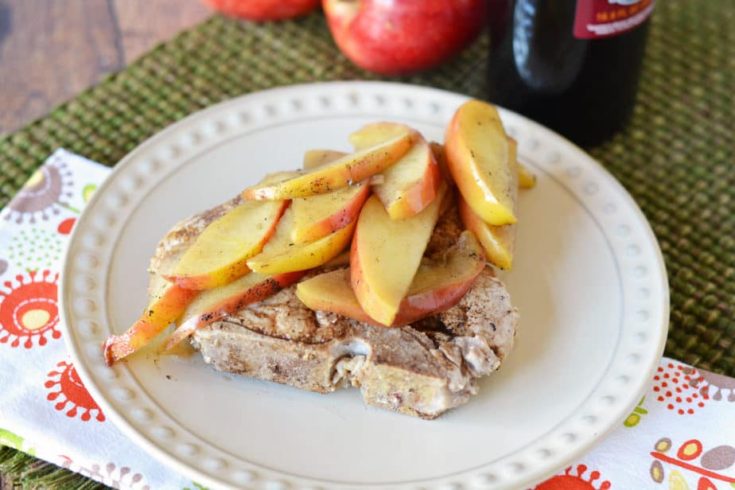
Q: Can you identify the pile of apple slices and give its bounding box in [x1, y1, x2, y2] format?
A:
[103, 100, 536, 366]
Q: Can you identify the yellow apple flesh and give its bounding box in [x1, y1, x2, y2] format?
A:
[298, 231, 484, 326]
[433, 139, 535, 191]
[458, 137, 519, 270]
[302, 149, 348, 169]
[517, 162, 537, 189]
[290, 180, 369, 243]
[460, 198, 514, 270]
[506, 136, 536, 189]
[350, 124, 441, 219]
[350, 184, 446, 325]
[167, 198, 287, 290]
[349, 122, 414, 150]
[242, 130, 414, 200]
[247, 208, 355, 274]
[103, 275, 199, 365]
[165, 270, 303, 350]
[372, 138, 441, 220]
[296, 268, 379, 325]
[445, 99, 516, 225]
[400, 231, 485, 319]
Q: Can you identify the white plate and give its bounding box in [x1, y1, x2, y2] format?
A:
[61, 81, 668, 490]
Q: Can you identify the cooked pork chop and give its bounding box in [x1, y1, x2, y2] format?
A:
[150, 197, 519, 419]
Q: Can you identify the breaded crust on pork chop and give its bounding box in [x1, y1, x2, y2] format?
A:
[150, 197, 519, 419]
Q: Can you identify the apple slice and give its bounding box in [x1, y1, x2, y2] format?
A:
[247, 208, 355, 274]
[290, 180, 370, 244]
[298, 231, 484, 326]
[165, 271, 303, 350]
[460, 198, 514, 270]
[430, 141, 453, 183]
[445, 99, 516, 225]
[517, 162, 537, 189]
[505, 136, 536, 189]
[302, 149, 347, 169]
[242, 130, 414, 200]
[459, 137, 519, 270]
[166, 198, 287, 290]
[351, 184, 446, 325]
[103, 274, 199, 365]
[350, 124, 440, 219]
[434, 139, 534, 191]
[399, 231, 485, 320]
[371, 138, 441, 219]
[349, 122, 414, 150]
[296, 268, 378, 325]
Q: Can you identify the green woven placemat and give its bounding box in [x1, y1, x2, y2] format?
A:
[1, 1, 733, 488]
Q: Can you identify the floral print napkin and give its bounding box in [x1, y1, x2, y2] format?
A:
[0, 150, 191, 489]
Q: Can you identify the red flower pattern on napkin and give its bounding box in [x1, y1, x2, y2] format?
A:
[535, 464, 611, 489]
[652, 362, 711, 415]
[0, 270, 60, 348]
[45, 360, 105, 422]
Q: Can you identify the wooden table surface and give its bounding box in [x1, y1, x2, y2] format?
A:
[0, 0, 211, 135]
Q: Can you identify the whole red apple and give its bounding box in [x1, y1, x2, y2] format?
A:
[323, 0, 488, 75]
[203, 0, 320, 21]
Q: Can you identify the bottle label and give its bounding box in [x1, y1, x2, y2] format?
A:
[574, 0, 655, 39]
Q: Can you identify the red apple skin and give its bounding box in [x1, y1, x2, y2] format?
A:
[396, 274, 478, 325]
[103, 284, 199, 366]
[297, 262, 482, 328]
[164, 270, 304, 350]
[323, 0, 488, 75]
[203, 0, 320, 21]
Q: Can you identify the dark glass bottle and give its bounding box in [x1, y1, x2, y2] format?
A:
[486, 0, 654, 146]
